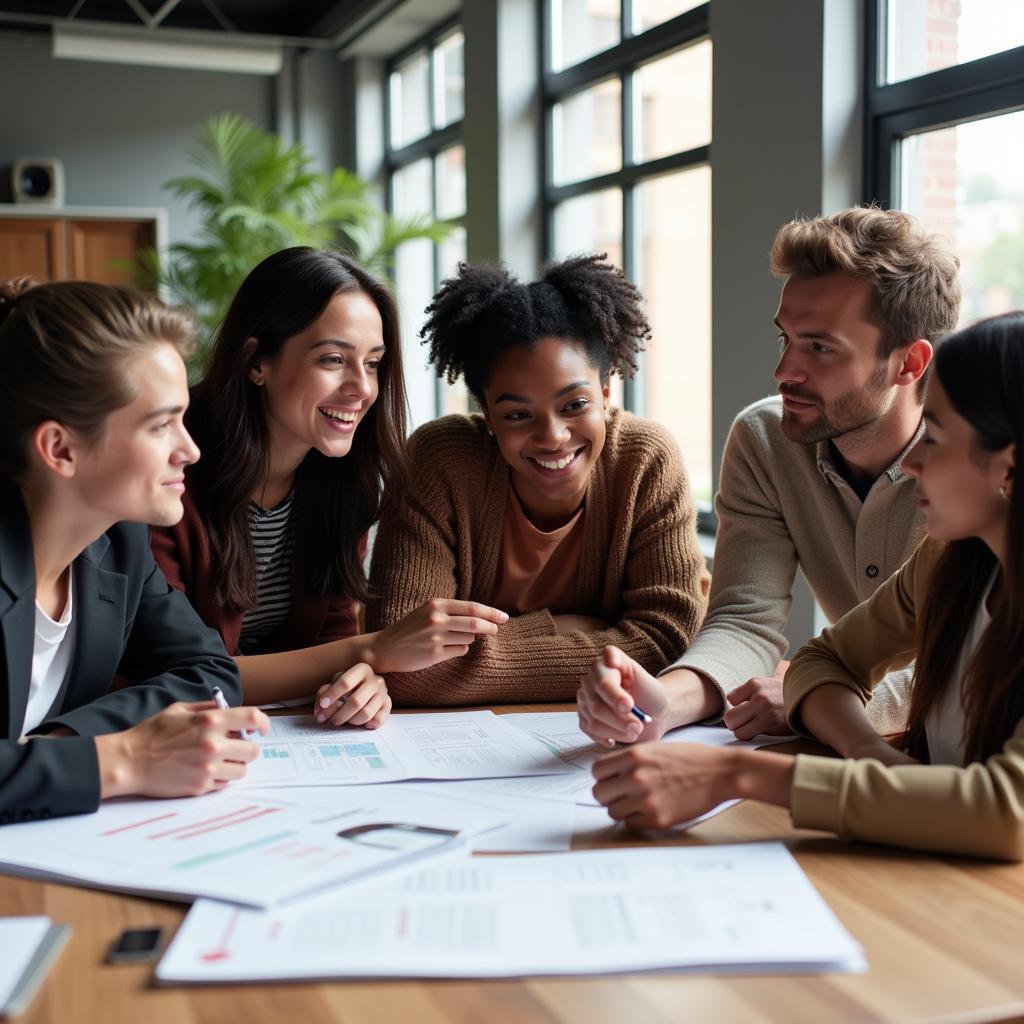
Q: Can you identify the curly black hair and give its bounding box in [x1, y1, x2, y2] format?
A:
[419, 253, 651, 401]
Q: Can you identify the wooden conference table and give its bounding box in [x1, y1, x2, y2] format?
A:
[3, 704, 1024, 1024]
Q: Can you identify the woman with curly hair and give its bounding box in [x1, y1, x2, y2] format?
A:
[333, 254, 708, 710]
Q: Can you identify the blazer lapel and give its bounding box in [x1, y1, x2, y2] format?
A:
[62, 534, 128, 713]
[0, 491, 37, 740]
[1, 594, 35, 742]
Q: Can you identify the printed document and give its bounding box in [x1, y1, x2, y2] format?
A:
[0, 786, 506, 908]
[237, 710, 572, 788]
[485, 713, 793, 807]
[156, 843, 865, 982]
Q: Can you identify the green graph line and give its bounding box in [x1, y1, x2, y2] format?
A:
[172, 830, 298, 870]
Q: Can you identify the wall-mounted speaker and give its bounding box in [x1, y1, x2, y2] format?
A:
[12, 158, 65, 206]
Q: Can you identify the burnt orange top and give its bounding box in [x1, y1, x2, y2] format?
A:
[491, 488, 585, 615]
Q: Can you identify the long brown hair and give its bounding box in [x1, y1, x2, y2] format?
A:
[0, 278, 194, 486]
[189, 247, 408, 610]
[903, 312, 1024, 763]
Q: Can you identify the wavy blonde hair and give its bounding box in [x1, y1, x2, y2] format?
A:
[771, 206, 961, 360]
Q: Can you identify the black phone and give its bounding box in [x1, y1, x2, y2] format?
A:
[106, 927, 165, 964]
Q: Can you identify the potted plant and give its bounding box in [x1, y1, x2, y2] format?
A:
[136, 112, 451, 360]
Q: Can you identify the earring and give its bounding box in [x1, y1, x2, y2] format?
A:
[1000, 485, 1011, 502]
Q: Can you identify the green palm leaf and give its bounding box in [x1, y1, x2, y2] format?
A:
[137, 113, 452, 358]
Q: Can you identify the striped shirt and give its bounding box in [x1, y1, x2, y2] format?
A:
[238, 491, 295, 654]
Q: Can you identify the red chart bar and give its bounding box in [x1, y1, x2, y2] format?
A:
[99, 811, 178, 837]
[147, 805, 262, 840]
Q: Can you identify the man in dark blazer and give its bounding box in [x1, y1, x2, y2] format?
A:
[1, 489, 263, 824]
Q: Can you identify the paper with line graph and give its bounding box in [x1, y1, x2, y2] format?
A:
[0, 786, 506, 908]
[237, 710, 573, 788]
[157, 843, 866, 982]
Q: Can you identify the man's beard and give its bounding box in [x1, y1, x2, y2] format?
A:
[779, 362, 889, 445]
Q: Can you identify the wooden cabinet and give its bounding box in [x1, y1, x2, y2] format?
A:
[0, 207, 163, 287]
[0, 218, 65, 282]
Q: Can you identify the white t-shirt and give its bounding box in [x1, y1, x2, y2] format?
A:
[925, 571, 996, 767]
[22, 568, 76, 738]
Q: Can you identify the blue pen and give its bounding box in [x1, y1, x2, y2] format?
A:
[630, 705, 653, 724]
[212, 686, 255, 740]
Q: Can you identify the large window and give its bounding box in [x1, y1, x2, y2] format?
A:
[867, 1, 1024, 325]
[386, 21, 468, 422]
[544, 1, 713, 500]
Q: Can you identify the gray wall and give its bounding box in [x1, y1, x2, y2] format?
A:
[710, 0, 863, 652]
[0, 30, 275, 243]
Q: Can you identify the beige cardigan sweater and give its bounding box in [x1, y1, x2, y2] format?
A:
[367, 409, 709, 704]
[785, 539, 1024, 861]
[665, 396, 924, 733]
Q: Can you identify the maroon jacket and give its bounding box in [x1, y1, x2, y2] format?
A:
[151, 487, 360, 657]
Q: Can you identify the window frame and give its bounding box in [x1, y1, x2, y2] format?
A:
[864, 1, 1024, 206]
[384, 16, 466, 416]
[541, 1, 710, 414]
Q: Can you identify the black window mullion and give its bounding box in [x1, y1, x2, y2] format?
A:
[383, 20, 465, 420]
[547, 144, 710, 203]
[865, 0, 1024, 207]
[621, 61, 639, 413]
[545, 5, 708, 101]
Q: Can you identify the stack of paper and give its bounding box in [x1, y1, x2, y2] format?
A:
[0, 708, 864, 985]
[0, 785, 507, 907]
[156, 843, 865, 982]
[0, 917, 70, 1018]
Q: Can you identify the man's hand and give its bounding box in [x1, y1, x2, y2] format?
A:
[96, 701, 270, 799]
[722, 659, 791, 739]
[315, 663, 392, 729]
[576, 646, 670, 747]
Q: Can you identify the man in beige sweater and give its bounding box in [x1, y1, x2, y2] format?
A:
[577, 206, 961, 745]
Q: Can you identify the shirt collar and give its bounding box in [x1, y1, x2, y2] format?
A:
[815, 416, 925, 484]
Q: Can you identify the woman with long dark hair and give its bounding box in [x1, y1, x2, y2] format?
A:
[589, 311, 1024, 860]
[1, 278, 266, 823]
[152, 247, 505, 726]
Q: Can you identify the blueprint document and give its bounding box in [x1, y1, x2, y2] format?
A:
[237, 710, 573, 788]
[0, 785, 506, 908]
[157, 843, 866, 982]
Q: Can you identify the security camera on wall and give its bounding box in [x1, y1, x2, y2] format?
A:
[12, 158, 65, 206]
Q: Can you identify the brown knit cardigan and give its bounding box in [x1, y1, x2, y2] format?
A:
[367, 408, 709, 704]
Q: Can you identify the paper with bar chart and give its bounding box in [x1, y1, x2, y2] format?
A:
[0, 786, 506, 908]
[237, 710, 572, 788]
[156, 843, 866, 982]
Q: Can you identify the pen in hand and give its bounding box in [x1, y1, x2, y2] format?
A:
[212, 686, 256, 741]
[630, 705, 653, 725]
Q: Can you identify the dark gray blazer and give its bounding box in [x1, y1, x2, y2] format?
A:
[0, 489, 241, 824]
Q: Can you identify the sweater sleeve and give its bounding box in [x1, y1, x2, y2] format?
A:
[661, 409, 797, 718]
[368, 420, 707, 705]
[781, 540, 1024, 861]
[783, 539, 932, 735]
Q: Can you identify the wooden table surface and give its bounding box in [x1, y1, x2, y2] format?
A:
[3, 705, 1024, 1024]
